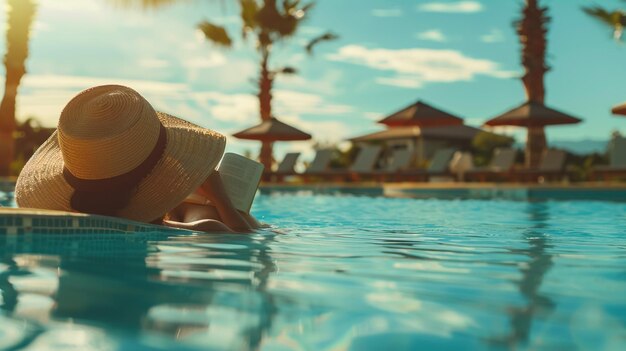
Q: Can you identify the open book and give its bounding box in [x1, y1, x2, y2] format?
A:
[217, 153, 265, 213]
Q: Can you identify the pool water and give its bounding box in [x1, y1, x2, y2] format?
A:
[1, 189, 625, 350]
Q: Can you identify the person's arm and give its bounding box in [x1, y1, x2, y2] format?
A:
[163, 219, 234, 233]
[198, 171, 253, 233]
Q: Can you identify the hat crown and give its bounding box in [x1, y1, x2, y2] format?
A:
[58, 85, 161, 180]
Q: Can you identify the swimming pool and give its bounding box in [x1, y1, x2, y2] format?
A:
[1, 188, 625, 350]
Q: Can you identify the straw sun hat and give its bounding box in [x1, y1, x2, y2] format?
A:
[15, 85, 226, 223]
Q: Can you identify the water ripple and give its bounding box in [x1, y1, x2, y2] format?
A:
[0, 194, 625, 350]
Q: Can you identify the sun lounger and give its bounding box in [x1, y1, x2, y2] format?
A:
[300, 149, 334, 181]
[316, 145, 382, 182]
[348, 145, 383, 180]
[398, 148, 457, 182]
[465, 148, 517, 182]
[511, 149, 568, 182]
[372, 148, 413, 181]
[266, 152, 300, 182]
[304, 145, 383, 182]
[591, 136, 626, 181]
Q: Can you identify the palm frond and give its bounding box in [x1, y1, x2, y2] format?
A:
[240, 0, 259, 37]
[255, 0, 314, 39]
[583, 6, 625, 40]
[277, 66, 297, 74]
[198, 21, 233, 47]
[305, 31, 338, 55]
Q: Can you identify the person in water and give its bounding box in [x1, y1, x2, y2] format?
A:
[14, 84, 258, 233]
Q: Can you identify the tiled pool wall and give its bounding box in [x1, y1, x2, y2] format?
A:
[0, 211, 191, 257]
[0, 211, 188, 236]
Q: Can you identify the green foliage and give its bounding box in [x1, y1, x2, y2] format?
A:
[329, 145, 358, 169]
[240, 0, 259, 37]
[278, 66, 297, 74]
[582, 5, 625, 40]
[14, 118, 53, 157]
[471, 131, 515, 167]
[9, 154, 25, 176]
[567, 152, 609, 182]
[198, 21, 233, 47]
[243, 148, 254, 159]
[311, 140, 356, 169]
[305, 32, 339, 55]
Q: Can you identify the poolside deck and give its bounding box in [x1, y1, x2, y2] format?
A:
[261, 181, 626, 202]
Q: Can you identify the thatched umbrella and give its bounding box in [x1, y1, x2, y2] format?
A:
[378, 100, 464, 127]
[484, 101, 581, 168]
[612, 102, 626, 116]
[232, 117, 311, 169]
[350, 125, 485, 143]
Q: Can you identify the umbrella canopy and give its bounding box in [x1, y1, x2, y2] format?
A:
[232, 117, 312, 142]
[378, 100, 464, 128]
[349, 125, 485, 143]
[485, 101, 582, 127]
[612, 102, 626, 116]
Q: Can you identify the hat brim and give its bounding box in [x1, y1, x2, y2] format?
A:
[15, 112, 226, 223]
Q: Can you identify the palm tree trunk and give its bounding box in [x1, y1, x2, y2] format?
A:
[0, 0, 36, 176]
[258, 48, 274, 170]
[518, 0, 550, 168]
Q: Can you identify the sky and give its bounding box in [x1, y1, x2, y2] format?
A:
[0, 0, 625, 160]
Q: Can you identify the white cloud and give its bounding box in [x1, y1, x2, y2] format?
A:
[183, 53, 227, 69]
[10, 72, 356, 166]
[417, 1, 483, 13]
[364, 112, 383, 121]
[328, 45, 513, 89]
[371, 8, 403, 17]
[138, 58, 171, 69]
[31, 20, 51, 38]
[199, 90, 353, 161]
[191, 92, 258, 124]
[488, 70, 520, 79]
[204, 89, 353, 149]
[21, 74, 187, 95]
[274, 90, 353, 116]
[194, 58, 257, 90]
[416, 29, 447, 42]
[216, 15, 242, 25]
[481, 29, 505, 43]
[15, 74, 191, 126]
[277, 69, 344, 95]
[376, 77, 425, 89]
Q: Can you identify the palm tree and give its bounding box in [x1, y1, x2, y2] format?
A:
[198, 0, 336, 169]
[113, 0, 336, 169]
[583, 1, 626, 41]
[0, 0, 36, 176]
[516, 0, 550, 168]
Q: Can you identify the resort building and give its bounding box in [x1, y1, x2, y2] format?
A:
[350, 100, 501, 167]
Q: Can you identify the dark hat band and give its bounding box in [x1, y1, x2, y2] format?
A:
[63, 123, 168, 193]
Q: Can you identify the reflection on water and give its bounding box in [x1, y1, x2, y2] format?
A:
[490, 202, 555, 348]
[0, 231, 278, 350]
[1, 193, 626, 350]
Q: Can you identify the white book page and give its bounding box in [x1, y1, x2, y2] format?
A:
[217, 153, 264, 213]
